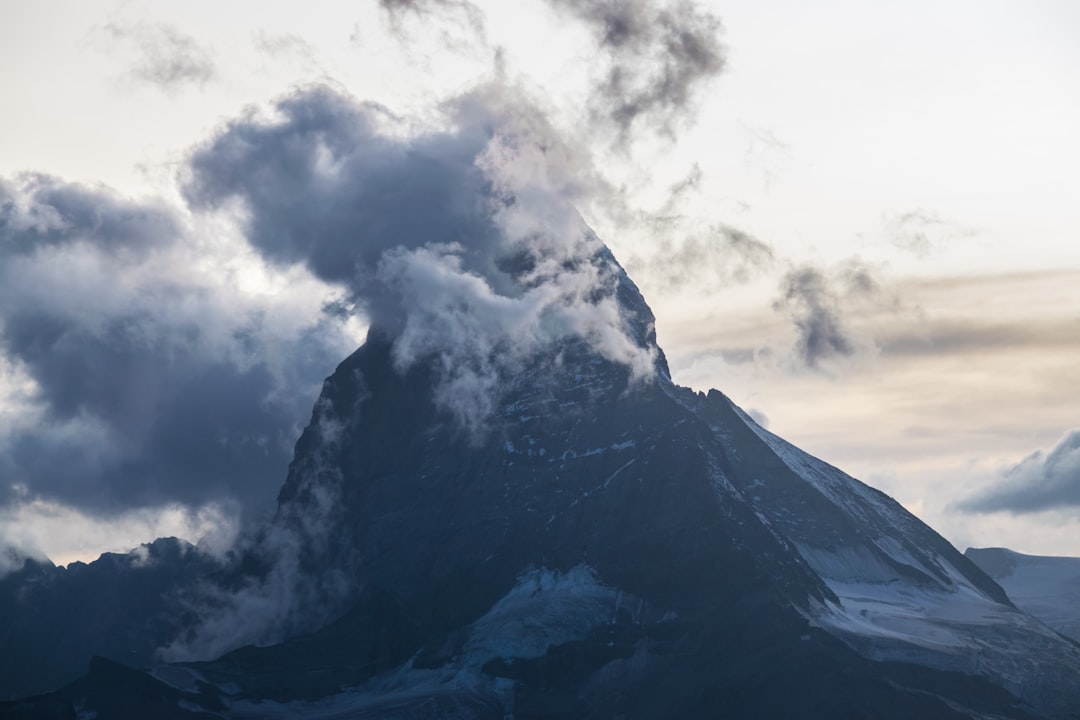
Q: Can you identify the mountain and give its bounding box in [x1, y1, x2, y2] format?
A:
[3, 250, 1080, 719]
[0, 537, 219, 700]
[967, 547, 1080, 644]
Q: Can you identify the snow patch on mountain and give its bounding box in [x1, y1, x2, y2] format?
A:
[221, 565, 640, 719]
[465, 565, 632, 666]
[727, 407, 1080, 715]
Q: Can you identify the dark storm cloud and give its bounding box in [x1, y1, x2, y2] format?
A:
[546, 0, 725, 138]
[958, 430, 1080, 514]
[774, 262, 882, 369]
[182, 86, 500, 323]
[0, 174, 177, 258]
[0, 175, 349, 516]
[104, 22, 215, 90]
[2, 79, 660, 524]
[183, 88, 488, 280]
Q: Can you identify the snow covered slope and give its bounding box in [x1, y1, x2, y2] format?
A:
[664, 386, 1080, 717]
[967, 547, 1080, 644]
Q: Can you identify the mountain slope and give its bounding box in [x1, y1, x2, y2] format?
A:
[967, 547, 1080, 643]
[160, 263, 1080, 717]
[3, 252, 1079, 719]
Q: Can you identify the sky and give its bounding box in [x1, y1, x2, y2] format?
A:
[1, 0, 1079, 566]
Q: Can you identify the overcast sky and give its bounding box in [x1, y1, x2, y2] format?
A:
[1, 0, 1079, 565]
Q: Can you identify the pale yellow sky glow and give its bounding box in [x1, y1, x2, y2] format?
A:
[1, 0, 1078, 561]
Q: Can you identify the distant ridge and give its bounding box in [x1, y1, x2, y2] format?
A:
[967, 547, 1080, 644]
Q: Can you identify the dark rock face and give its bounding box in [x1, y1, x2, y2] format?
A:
[3, 261, 1079, 719]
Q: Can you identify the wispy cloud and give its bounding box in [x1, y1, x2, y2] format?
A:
[882, 208, 977, 258]
[640, 223, 775, 291]
[373, 0, 487, 38]
[773, 261, 891, 370]
[103, 22, 215, 91]
[545, 0, 725, 140]
[252, 31, 316, 62]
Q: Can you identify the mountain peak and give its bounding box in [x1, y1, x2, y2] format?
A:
[4, 242, 1080, 717]
[227, 260, 1079, 714]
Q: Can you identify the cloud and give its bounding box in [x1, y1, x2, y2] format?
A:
[374, 0, 486, 38]
[880, 318, 1080, 358]
[959, 430, 1080, 514]
[775, 267, 854, 367]
[1, 57, 672, 567]
[545, 0, 725, 139]
[773, 261, 886, 369]
[182, 86, 495, 300]
[869, 270, 1080, 368]
[882, 209, 977, 258]
[0, 174, 356, 519]
[741, 124, 791, 191]
[376, 0, 480, 18]
[0, 174, 178, 258]
[0, 546, 31, 579]
[643, 223, 775, 291]
[160, 391, 366, 661]
[747, 408, 770, 429]
[616, 164, 773, 294]
[184, 84, 658, 438]
[252, 31, 316, 61]
[103, 22, 215, 91]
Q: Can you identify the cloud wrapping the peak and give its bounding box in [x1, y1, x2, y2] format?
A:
[186, 85, 658, 436]
[162, 79, 666, 646]
[0, 74, 663, 540]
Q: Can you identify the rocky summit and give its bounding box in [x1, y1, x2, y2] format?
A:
[3, 250, 1079, 719]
